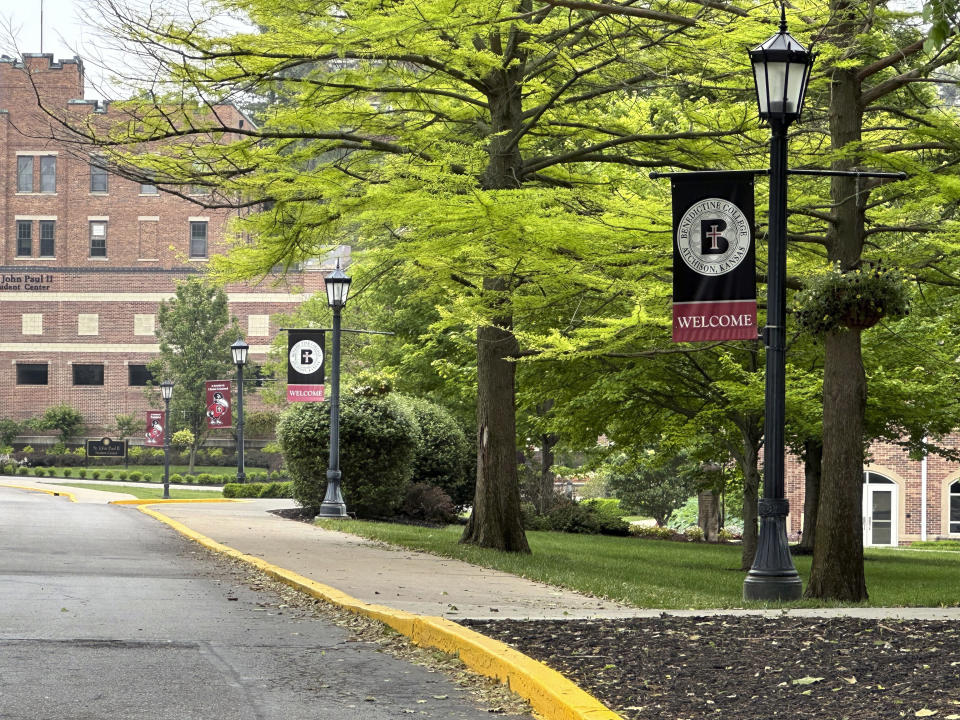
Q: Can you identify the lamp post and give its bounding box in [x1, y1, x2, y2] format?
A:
[231, 338, 249, 484]
[160, 380, 174, 500]
[318, 260, 352, 518]
[743, 8, 814, 601]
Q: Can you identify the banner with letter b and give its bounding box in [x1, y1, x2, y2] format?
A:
[287, 329, 326, 402]
[672, 172, 757, 343]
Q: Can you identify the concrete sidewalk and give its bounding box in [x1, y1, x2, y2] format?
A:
[6, 478, 960, 620]
[155, 499, 638, 620]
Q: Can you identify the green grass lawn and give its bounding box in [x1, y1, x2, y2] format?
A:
[316, 519, 960, 610]
[56, 482, 224, 500]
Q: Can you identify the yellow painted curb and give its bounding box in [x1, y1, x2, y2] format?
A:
[0, 482, 78, 502]
[132, 503, 623, 720]
[109, 498, 241, 506]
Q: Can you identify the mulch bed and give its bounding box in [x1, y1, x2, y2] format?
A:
[462, 616, 960, 719]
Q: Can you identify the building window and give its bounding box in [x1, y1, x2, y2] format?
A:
[16, 363, 48, 385]
[128, 365, 154, 386]
[16, 220, 32, 256]
[39, 220, 56, 257]
[39, 156, 56, 193]
[90, 221, 107, 257]
[140, 182, 158, 195]
[73, 364, 104, 386]
[78, 314, 99, 336]
[90, 158, 108, 193]
[21, 314, 42, 335]
[17, 156, 33, 192]
[190, 221, 208, 258]
[951, 481, 960, 534]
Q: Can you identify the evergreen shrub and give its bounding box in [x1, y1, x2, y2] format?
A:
[395, 395, 474, 508]
[278, 394, 417, 518]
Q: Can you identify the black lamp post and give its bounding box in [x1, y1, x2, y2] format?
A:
[231, 338, 249, 484]
[160, 380, 174, 500]
[318, 260, 352, 518]
[743, 8, 814, 602]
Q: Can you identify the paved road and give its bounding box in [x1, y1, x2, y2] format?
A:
[0, 486, 533, 720]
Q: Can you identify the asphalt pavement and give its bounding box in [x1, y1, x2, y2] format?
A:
[0, 484, 536, 720]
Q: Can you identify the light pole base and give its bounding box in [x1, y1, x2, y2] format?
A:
[743, 500, 803, 602]
[318, 501, 348, 518]
[743, 571, 803, 602]
[317, 468, 348, 518]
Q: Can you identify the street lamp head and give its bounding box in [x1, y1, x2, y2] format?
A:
[749, 6, 814, 123]
[231, 337, 249, 367]
[160, 380, 174, 401]
[324, 258, 352, 309]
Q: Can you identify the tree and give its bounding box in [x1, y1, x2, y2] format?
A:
[604, 450, 699, 527]
[792, 0, 960, 601]
[149, 278, 241, 472]
[70, 0, 748, 553]
[33, 405, 84, 444]
[0, 418, 22, 448]
[112, 413, 141, 442]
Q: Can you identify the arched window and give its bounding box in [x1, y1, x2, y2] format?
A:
[951, 481, 960, 535]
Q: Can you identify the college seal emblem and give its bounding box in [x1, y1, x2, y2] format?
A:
[676, 198, 751, 276]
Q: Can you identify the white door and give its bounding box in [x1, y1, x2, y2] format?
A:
[863, 478, 897, 547]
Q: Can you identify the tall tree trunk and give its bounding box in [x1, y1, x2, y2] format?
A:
[738, 422, 762, 570]
[798, 438, 822, 553]
[806, 54, 868, 598]
[538, 430, 557, 514]
[806, 329, 867, 599]
[462, 35, 531, 552]
[461, 304, 530, 552]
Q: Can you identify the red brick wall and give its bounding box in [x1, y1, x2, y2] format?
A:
[0, 55, 327, 431]
[786, 436, 960, 544]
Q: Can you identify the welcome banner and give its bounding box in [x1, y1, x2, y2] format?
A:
[672, 172, 757, 343]
[287, 329, 326, 402]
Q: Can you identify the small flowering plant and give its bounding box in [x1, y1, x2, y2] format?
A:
[793, 262, 911, 336]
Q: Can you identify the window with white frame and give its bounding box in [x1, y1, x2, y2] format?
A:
[39, 156, 56, 193]
[39, 220, 56, 257]
[16, 156, 33, 192]
[16, 220, 32, 256]
[190, 220, 208, 258]
[90, 220, 107, 257]
[90, 157, 109, 193]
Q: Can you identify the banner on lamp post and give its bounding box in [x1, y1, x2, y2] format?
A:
[672, 172, 757, 343]
[145, 411, 165, 447]
[287, 329, 326, 402]
[205, 380, 232, 428]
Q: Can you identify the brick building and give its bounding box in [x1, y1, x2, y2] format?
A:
[785, 437, 960, 546]
[0, 54, 324, 431]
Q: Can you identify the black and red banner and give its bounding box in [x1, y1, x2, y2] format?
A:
[205, 380, 232, 428]
[672, 172, 757, 343]
[145, 410, 165, 447]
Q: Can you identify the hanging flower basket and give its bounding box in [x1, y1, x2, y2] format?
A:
[793, 263, 910, 336]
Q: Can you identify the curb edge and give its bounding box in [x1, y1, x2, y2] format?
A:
[133, 503, 624, 720]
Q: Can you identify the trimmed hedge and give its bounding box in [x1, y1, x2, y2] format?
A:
[223, 481, 293, 499]
[522, 496, 631, 536]
[278, 394, 417, 518]
[395, 395, 474, 508]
